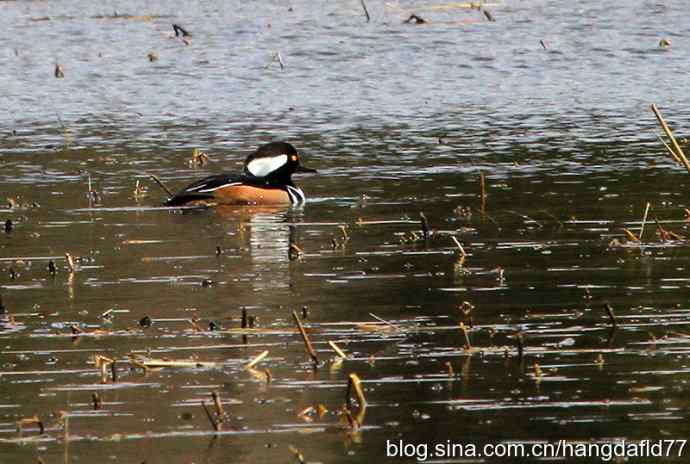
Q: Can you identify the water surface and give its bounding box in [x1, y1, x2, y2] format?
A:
[3, 0, 690, 462]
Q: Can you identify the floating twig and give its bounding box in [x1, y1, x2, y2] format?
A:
[172, 24, 191, 37]
[481, 8, 495, 21]
[404, 13, 426, 24]
[292, 310, 318, 365]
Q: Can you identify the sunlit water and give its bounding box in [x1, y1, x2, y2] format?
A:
[3, 0, 690, 463]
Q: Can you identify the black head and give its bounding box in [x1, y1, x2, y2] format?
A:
[243, 142, 316, 185]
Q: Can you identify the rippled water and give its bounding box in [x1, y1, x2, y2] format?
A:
[3, 0, 690, 463]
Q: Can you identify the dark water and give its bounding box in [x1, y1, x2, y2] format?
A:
[4, 0, 690, 462]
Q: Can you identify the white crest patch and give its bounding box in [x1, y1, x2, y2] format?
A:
[247, 154, 288, 177]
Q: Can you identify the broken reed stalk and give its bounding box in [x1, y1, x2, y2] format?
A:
[656, 134, 682, 165]
[515, 331, 524, 359]
[655, 219, 684, 241]
[346, 373, 367, 408]
[212, 391, 224, 418]
[451, 236, 467, 257]
[150, 174, 174, 197]
[533, 362, 542, 379]
[420, 212, 430, 240]
[328, 341, 348, 359]
[288, 243, 303, 260]
[16, 415, 44, 435]
[110, 362, 118, 382]
[241, 308, 248, 329]
[368, 312, 399, 331]
[288, 445, 306, 464]
[360, 0, 371, 22]
[604, 303, 618, 327]
[651, 104, 690, 174]
[479, 171, 486, 213]
[65, 253, 75, 272]
[172, 24, 191, 37]
[459, 322, 471, 349]
[292, 310, 318, 365]
[639, 202, 651, 240]
[92, 393, 102, 410]
[201, 401, 222, 431]
[622, 228, 640, 242]
[246, 350, 269, 368]
[94, 354, 115, 383]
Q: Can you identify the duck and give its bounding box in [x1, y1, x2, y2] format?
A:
[164, 142, 316, 207]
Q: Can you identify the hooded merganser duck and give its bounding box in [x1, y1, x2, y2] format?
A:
[164, 142, 316, 207]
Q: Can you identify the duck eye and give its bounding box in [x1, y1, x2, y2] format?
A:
[291, 155, 298, 162]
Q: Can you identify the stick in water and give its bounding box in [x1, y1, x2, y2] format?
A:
[639, 202, 650, 240]
[292, 310, 318, 365]
[347, 373, 367, 407]
[246, 350, 269, 369]
[150, 174, 174, 197]
[604, 303, 618, 327]
[651, 104, 690, 174]
[360, 0, 371, 22]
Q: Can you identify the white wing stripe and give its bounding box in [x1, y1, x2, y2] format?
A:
[247, 155, 288, 177]
[186, 183, 208, 192]
[197, 182, 242, 193]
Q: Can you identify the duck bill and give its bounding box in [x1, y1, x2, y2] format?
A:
[295, 165, 317, 174]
